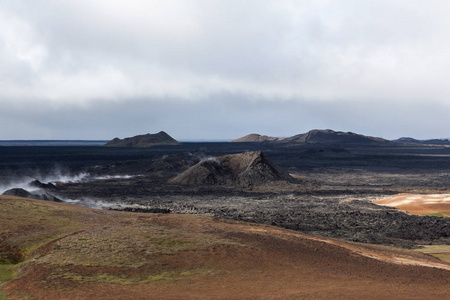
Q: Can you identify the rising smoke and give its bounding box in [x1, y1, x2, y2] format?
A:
[0, 168, 140, 209]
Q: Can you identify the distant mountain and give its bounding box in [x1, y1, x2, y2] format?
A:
[232, 129, 391, 145]
[393, 137, 450, 145]
[0, 140, 108, 146]
[230, 134, 284, 143]
[393, 137, 421, 144]
[169, 151, 294, 186]
[283, 129, 390, 145]
[105, 131, 180, 147]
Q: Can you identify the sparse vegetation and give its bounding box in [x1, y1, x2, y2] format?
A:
[0, 265, 17, 284]
[1, 196, 450, 299]
[0, 264, 17, 300]
[423, 212, 450, 218]
[416, 245, 450, 262]
[0, 292, 9, 300]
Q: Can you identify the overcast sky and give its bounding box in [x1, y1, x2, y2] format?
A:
[1, 0, 450, 140]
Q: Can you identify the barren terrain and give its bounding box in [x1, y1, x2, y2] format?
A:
[374, 193, 450, 217]
[1, 196, 450, 300]
[0, 142, 449, 298]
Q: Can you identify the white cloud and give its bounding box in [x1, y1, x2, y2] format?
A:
[0, 7, 47, 71]
[1, 0, 450, 138]
[2, 1, 450, 103]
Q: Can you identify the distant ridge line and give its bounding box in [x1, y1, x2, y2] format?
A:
[0, 140, 108, 146]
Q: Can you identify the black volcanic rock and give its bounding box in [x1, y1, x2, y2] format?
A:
[3, 188, 32, 198]
[29, 180, 57, 189]
[112, 207, 171, 213]
[169, 151, 294, 186]
[147, 155, 193, 173]
[2, 188, 62, 202]
[301, 147, 350, 156]
[105, 131, 180, 147]
[282, 129, 390, 145]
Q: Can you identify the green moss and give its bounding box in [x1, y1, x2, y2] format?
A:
[0, 265, 18, 284]
[0, 291, 10, 300]
[423, 212, 450, 218]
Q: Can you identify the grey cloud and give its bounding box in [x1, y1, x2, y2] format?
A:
[1, 94, 449, 140]
[0, 1, 449, 139]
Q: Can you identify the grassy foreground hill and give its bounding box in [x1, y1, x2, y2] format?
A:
[1, 196, 450, 300]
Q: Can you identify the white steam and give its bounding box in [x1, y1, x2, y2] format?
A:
[189, 152, 220, 164]
[0, 177, 34, 194]
[202, 156, 220, 164]
[0, 169, 140, 194]
[88, 175, 138, 180]
[65, 198, 126, 210]
[69, 198, 163, 211]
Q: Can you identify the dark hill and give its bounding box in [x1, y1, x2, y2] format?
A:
[393, 137, 450, 145]
[282, 129, 391, 145]
[2, 188, 62, 202]
[169, 151, 294, 186]
[232, 129, 391, 145]
[393, 137, 421, 144]
[105, 131, 180, 147]
[231, 134, 283, 142]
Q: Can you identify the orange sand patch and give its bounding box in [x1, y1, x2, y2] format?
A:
[373, 193, 450, 216]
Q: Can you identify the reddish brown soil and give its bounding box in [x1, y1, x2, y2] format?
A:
[1, 196, 450, 300]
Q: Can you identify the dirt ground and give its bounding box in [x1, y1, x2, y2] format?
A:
[1, 196, 450, 300]
[1, 143, 450, 299]
[374, 193, 450, 217]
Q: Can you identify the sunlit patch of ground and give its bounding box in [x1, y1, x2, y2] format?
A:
[415, 245, 450, 263]
[373, 194, 450, 264]
[373, 193, 450, 217]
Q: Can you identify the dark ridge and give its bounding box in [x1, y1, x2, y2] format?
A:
[230, 134, 284, 143]
[282, 129, 391, 145]
[29, 180, 57, 189]
[231, 129, 392, 146]
[393, 137, 450, 145]
[2, 188, 62, 202]
[105, 131, 180, 147]
[110, 207, 171, 213]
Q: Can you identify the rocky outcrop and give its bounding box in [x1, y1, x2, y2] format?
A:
[29, 180, 57, 189]
[147, 154, 193, 173]
[2, 188, 62, 202]
[2, 188, 32, 198]
[169, 151, 294, 186]
[231, 134, 283, 143]
[105, 131, 180, 147]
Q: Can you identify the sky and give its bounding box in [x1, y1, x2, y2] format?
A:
[1, 0, 450, 141]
